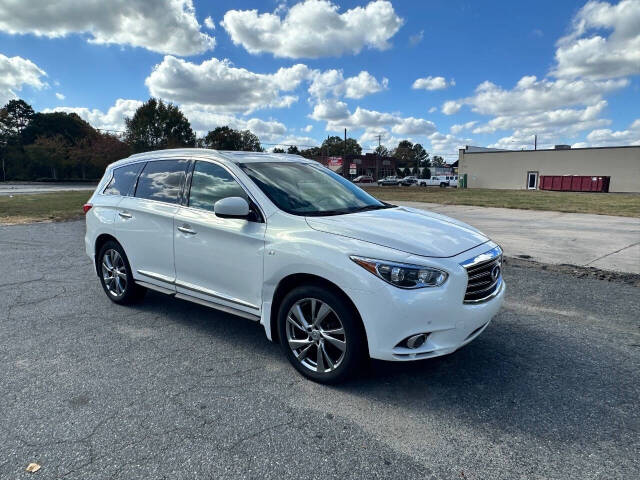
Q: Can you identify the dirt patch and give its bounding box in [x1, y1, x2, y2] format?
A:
[505, 256, 640, 288]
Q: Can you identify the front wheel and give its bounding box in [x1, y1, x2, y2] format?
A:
[277, 285, 367, 383]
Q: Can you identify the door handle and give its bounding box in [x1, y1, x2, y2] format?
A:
[118, 211, 132, 219]
[177, 225, 197, 235]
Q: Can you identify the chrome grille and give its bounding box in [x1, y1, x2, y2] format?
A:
[461, 246, 503, 304]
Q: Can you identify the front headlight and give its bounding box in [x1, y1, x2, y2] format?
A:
[350, 256, 448, 289]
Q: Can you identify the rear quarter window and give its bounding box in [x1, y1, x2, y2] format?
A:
[103, 163, 144, 196]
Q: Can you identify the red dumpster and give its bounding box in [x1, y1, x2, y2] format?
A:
[539, 175, 610, 192]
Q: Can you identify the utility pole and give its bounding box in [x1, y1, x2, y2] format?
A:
[534, 134, 537, 150]
[376, 134, 382, 181]
[343, 128, 347, 178]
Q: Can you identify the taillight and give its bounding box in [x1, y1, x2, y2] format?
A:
[83, 203, 93, 214]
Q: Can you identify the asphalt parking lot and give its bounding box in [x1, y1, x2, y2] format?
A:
[1, 220, 639, 479]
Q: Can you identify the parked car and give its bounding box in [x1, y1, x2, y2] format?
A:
[85, 149, 504, 383]
[417, 175, 458, 187]
[400, 176, 418, 186]
[353, 175, 374, 184]
[377, 175, 400, 186]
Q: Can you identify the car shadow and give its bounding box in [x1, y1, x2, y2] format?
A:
[123, 291, 636, 447]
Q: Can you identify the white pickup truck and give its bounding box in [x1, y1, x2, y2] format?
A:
[417, 175, 458, 187]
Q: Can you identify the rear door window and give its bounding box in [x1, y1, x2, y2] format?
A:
[134, 159, 188, 204]
[188, 161, 248, 212]
[103, 163, 143, 196]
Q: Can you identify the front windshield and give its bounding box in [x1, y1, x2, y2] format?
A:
[240, 162, 388, 216]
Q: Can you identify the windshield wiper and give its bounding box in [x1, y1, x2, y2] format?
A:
[304, 209, 352, 217]
[304, 204, 395, 217]
[348, 204, 395, 213]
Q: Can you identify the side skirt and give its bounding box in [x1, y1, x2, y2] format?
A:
[134, 279, 261, 322]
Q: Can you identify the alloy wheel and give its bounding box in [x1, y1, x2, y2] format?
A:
[285, 298, 346, 373]
[101, 249, 128, 297]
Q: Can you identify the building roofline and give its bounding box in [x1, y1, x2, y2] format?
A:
[461, 145, 640, 155]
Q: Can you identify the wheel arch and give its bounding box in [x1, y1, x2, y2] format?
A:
[269, 273, 368, 352]
[94, 233, 120, 275]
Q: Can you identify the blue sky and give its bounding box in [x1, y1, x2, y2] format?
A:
[1, 0, 639, 160]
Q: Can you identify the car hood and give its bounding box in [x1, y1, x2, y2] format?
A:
[305, 206, 489, 258]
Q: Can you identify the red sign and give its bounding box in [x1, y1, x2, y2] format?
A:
[326, 157, 343, 172]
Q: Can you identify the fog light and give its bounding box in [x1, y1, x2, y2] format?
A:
[405, 334, 427, 349]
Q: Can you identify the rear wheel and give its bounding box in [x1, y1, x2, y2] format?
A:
[98, 241, 146, 305]
[277, 285, 366, 383]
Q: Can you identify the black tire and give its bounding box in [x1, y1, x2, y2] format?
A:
[277, 285, 367, 384]
[97, 240, 146, 305]
[440, 182, 446, 188]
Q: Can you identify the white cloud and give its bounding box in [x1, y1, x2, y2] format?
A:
[303, 124, 313, 132]
[0, 0, 215, 56]
[441, 100, 462, 115]
[310, 98, 350, 121]
[450, 121, 477, 135]
[221, 0, 403, 58]
[0, 54, 47, 105]
[391, 117, 437, 136]
[204, 16, 215, 30]
[179, 105, 290, 141]
[55, 92, 65, 100]
[412, 76, 455, 91]
[583, 119, 640, 146]
[326, 106, 399, 130]
[145, 56, 311, 114]
[429, 132, 470, 154]
[472, 100, 610, 136]
[308, 69, 387, 99]
[409, 29, 424, 46]
[428, 106, 437, 114]
[322, 106, 438, 141]
[271, 135, 318, 149]
[453, 75, 628, 117]
[553, 0, 640, 79]
[44, 98, 143, 132]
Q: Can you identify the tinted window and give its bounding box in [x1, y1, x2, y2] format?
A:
[103, 163, 143, 196]
[241, 162, 385, 216]
[188, 161, 247, 212]
[135, 160, 187, 204]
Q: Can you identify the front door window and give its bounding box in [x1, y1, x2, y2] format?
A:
[527, 171, 538, 190]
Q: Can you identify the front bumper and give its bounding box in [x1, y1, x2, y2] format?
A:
[345, 243, 505, 361]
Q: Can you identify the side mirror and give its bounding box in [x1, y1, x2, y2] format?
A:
[214, 196, 250, 219]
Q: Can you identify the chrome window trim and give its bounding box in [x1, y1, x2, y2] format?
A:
[182, 156, 266, 223]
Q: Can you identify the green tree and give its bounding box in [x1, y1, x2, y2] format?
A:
[374, 145, 389, 157]
[287, 145, 300, 154]
[200, 126, 263, 151]
[24, 135, 70, 180]
[0, 99, 35, 141]
[392, 140, 415, 169]
[321, 135, 362, 156]
[124, 98, 195, 153]
[22, 112, 94, 145]
[299, 146, 321, 159]
[432, 155, 445, 167]
[272, 147, 285, 153]
[412, 143, 430, 167]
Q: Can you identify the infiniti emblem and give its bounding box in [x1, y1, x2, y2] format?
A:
[491, 265, 501, 282]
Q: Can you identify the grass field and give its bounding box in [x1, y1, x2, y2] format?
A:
[0, 191, 91, 224]
[365, 186, 640, 217]
[0, 187, 638, 224]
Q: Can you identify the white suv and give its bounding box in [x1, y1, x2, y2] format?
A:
[85, 149, 504, 383]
